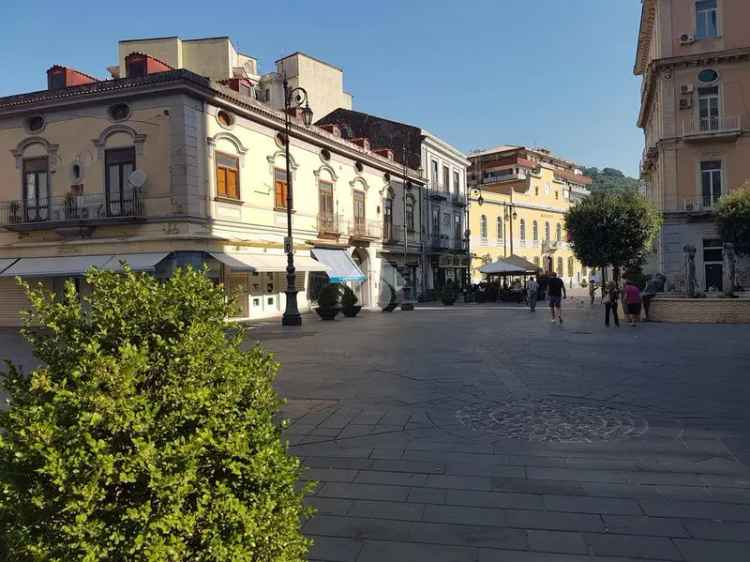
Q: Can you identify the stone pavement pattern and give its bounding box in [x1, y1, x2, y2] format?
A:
[1, 301, 749, 561]
[253, 303, 750, 562]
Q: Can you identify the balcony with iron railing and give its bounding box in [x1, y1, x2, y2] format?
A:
[316, 213, 343, 239]
[683, 116, 742, 141]
[0, 190, 146, 231]
[664, 195, 723, 213]
[428, 183, 448, 200]
[348, 218, 382, 241]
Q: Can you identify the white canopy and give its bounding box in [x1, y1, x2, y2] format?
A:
[480, 260, 528, 275]
[209, 252, 329, 273]
[311, 249, 366, 283]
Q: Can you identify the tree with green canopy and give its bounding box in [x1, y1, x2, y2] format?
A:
[565, 191, 661, 282]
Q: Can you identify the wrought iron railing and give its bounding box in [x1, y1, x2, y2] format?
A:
[316, 213, 342, 236]
[0, 190, 144, 227]
[348, 218, 382, 239]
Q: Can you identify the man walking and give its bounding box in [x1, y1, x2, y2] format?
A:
[588, 278, 597, 305]
[547, 271, 566, 324]
[527, 277, 539, 312]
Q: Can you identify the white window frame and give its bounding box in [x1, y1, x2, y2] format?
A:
[695, 0, 719, 39]
[699, 159, 723, 206]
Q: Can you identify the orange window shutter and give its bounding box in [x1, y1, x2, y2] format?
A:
[227, 168, 238, 198]
[217, 168, 227, 196]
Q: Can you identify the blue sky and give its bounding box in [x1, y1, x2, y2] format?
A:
[0, 0, 643, 177]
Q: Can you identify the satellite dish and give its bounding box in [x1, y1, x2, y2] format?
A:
[128, 169, 147, 188]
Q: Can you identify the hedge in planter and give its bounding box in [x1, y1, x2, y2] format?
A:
[316, 282, 341, 320]
[0, 267, 312, 562]
[341, 285, 362, 317]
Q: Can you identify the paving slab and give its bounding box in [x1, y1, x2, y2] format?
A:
[3, 305, 749, 561]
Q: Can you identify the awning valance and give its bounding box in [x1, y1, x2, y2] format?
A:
[0, 253, 172, 278]
[210, 252, 328, 273]
[0, 258, 18, 275]
[312, 249, 366, 283]
[0, 255, 113, 278]
[103, 253, 171, 272]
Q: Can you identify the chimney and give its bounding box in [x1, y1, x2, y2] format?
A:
[220, 78, 254, 97]
[373, 148, 394, 161]
[47, 65, 98, 90]
[350, 137, 371, 152]
[124, 52, 173, 78]
[319, 123, 341, 137]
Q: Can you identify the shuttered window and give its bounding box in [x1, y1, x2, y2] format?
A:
[274, 168, 288, 209]
[216, 153, 240, 199]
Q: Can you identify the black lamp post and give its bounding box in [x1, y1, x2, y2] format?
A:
[281, 75, 313, 327]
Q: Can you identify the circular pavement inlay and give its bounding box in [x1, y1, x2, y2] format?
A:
[456, 398, 649, 443]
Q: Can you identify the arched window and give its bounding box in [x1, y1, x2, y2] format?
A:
[556, 223, 562, 241]
[480, 215, 488, 240]
[532, 220, 539, 241]
[557, 257, 564, 275]
[545, 222, 551, 241]
[519, 219, 526, 241]
[496, 217, 503, 240]
[568, 256, 575, 277]
[405, 195, 415, 231]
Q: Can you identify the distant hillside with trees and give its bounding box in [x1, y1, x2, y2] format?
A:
[584, 167, 640, 193]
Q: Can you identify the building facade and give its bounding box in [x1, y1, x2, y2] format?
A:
[317, 109, 471, 298]
[0, 48, 422, 326]
[635, 0, 750, 291]
[467, 146, 592, 286]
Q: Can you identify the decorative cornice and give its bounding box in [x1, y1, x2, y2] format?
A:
[634, 0, 657, 76]
[11, 136, 60, 170]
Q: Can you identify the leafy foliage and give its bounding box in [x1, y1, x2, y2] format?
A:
[584, 167, 640, 194]
[316, 283, 341, 308]
[565, 191, 661, 275]
[340, 285, 358, 308]
[716, 185, 750, 256]
[0, 267, 312, 562]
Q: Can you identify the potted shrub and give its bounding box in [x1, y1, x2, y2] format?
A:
[341, 285, 362, 317]
[0, 267, 313, 561]
[315, 283, 341, 320]
[381, 281, 398, 312]
[441, 283, 458, 306]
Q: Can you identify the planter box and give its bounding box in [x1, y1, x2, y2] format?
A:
[315, 306, 340, 321]
[650, 296, 750, 324]
[342, 305, 362, 318]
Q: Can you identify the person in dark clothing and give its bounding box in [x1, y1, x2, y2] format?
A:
[604, 281, 620, 327]
[537, 274, 548, 301]
[546, 271, 566, 324]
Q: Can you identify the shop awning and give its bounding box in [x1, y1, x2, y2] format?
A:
[0, 255, 113, 278]
[210, 252, 329, 273]
[480, 255, 538, 276]
[312, 249, 366, 283]
[0, 258, 18, 275]
[103, 253, 171, 272]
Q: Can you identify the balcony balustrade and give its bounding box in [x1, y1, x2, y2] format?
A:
[1, 190, 145, 230]
[682, 116, 741, 140]
[348, 218, 382, 240]
[316, 213, 343, 238]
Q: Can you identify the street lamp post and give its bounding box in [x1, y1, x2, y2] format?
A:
[281, 75, 313, 327]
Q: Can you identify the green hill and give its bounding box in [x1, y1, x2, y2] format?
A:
[584, 167, 640, 193]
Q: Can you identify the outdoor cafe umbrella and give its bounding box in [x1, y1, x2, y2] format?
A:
[479, 255, 538, 276]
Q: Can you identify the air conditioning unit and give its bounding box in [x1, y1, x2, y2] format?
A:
[679, 97, 693, 110]
[680, 33, 695, 45]
[680, 84, 694, 95]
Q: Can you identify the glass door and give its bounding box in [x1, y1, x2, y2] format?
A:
[23, 158, 49, 222]
[698, 86, 719, 131]
[353, 190, 366, 235]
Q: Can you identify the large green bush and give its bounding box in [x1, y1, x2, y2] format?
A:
[716, 185, 750, 256]
[0, 267, 312, 561]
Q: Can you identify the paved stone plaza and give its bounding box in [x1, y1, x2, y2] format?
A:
[257, 303, 750, 562]
[1, 302, 749, 561]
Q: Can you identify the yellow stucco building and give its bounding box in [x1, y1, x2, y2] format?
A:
[467, 146, 592, 285]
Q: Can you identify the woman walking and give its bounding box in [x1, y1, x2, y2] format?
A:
[604, 281, 620, 327]
[622, 279, 642, 327]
